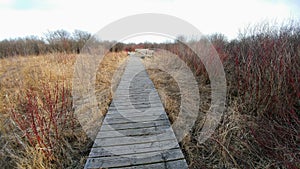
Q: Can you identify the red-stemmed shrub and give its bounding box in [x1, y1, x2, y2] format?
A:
[10, 81, 75, 157]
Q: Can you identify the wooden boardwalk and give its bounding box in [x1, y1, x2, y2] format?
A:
[84, 53, 188, 169]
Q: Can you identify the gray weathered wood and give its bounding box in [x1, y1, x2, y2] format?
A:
[94, 131, 175, 147]
[84, 54, 188, 169]
[101, 120, 169, 131]
[95, 125, 173, 139]
[90, 139, 180, 157]
[105, 109, 165, 119]
[115, 159, 188, 169]
[103, 115, 168, 125]
[85, 148, 185, 168]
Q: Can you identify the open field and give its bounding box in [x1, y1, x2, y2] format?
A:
[0, 52, 128, 168]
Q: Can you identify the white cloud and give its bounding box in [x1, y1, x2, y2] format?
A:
[0, 0, 298, 41]
[0, 0, 13, 8]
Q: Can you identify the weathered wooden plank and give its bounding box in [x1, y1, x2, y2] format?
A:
[112, 96, 160, 102]
[111, 99, 160, 106]
[98, 125, 171, 136]
[105, 114, 166, 122]
[110, 100, 162, 106]
[116, 159, 189, 169]
[90, 139, 180, 157]
[101, 120, 169, 131]
[115, 88, 156, 92]
[96, 125, 173, 138]
[117, 88, 152, 92]
[115, 87, 156, 91]
[102, 118, 168, 126]
[94, 131, 176, 147]
[103, 115, 168, 125]
[105, 113, 167, 121]
[116, 87, 155, 91]
[85, 148, 185, 168]
[108, 104, 162, 111]
[105, 108, 166, 116]
[111, 97, 158, 101]
[109, 103, 163, 110]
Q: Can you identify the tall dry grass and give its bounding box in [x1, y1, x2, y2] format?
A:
[143, 21, 299, 168]
[0, 52, 127, 168]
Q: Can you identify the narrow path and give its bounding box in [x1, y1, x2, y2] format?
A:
[84, 53, 188, 169]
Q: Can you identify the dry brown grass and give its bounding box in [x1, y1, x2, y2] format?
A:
[0, 52, 127, 168]
[143, 53, 266, 169]
[142, 53, 209, 167]
[144, 68, 181, 124]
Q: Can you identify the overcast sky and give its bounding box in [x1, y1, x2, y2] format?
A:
[0, 0, 299, 43]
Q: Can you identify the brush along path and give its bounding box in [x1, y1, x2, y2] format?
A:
[84, 53, 188, 169]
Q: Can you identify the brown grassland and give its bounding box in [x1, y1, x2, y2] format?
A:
[0, 21, 299, 169]
[0, 52, 128, 168]
[143, 21, 299, 169]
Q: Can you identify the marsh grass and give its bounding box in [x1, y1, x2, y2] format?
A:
[143, 21, 299, 168]
[0, 52, 127, 168]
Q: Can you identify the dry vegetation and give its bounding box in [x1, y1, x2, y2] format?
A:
[0, 20, 299, 169]
[0, 52, 127, 168]
[143, 21, 299, 169]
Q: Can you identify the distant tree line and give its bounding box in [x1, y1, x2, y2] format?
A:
[0, 29, 228, 58]
[0, 30, 91, 58]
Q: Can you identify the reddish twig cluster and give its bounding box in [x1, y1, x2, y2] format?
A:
[161, 23, 299, 168]
[11, 81, 74, 157]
